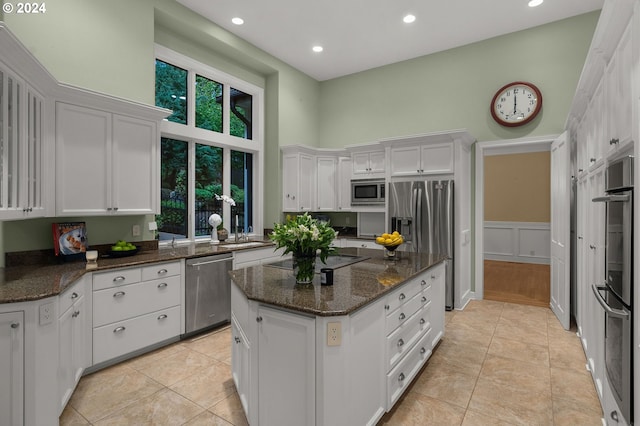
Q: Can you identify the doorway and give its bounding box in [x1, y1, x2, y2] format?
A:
[474, 137, 555, 307]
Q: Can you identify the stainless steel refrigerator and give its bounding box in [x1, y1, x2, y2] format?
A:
[389, 180, 454, 310]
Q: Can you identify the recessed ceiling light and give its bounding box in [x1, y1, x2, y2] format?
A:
[231, 17, 244, 25]
[403, 14, 416, 24]
[312, 46, 323, 53]
[528, 0, 543, 7]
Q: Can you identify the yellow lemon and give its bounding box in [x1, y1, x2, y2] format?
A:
[392, 231, 399, 237]
[376, 236, 385, 244]
[384, 238, 393, 244]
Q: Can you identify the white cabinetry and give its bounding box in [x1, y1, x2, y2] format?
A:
[337, 157, 352, 211]
[0, 65, 48, 220]
[282, 151, 315, 212]
[316, 156, 337, 211]
[0, 310, 24, 426]
[390, 143, 454, 176]
[57, 279, 87, 414]
[56, 102, 159, 216]
[91, 261, 182, 365]
[351, 150, 385, 177]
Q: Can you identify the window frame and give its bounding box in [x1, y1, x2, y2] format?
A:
[155, 45, 264, 244]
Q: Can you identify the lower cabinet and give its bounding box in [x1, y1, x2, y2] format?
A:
[0, 310, 24, 426]
[58, 280, 87, 414]
[91, 260, 182, 366]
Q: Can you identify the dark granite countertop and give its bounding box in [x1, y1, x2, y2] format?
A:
[0, 239, 276, 304]
[229, 248, 447, 317]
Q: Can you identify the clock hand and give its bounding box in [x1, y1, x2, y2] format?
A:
[513, 93, 517, 115]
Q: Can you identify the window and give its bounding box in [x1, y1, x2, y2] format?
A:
[154, 46, 263, 242]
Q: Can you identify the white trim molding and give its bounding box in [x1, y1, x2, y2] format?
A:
[484, 221, 550, 264]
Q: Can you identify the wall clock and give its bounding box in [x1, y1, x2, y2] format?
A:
[490, 81, 542, 127]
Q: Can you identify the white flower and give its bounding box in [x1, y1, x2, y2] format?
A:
[215, 194, 236, 206]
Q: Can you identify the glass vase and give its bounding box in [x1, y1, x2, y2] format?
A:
[292, 251, 316, 284]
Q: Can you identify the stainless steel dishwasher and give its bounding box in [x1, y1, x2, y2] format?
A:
[184, 253, 233, 336]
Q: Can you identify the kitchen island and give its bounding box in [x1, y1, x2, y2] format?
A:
[229, 248, 446, 426]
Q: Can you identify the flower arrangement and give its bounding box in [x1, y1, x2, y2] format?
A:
[270, 213, 337, 283]
[214, 194, 236, 231]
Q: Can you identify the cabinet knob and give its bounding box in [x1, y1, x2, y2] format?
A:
[420, 318, 426, 325]
[114, 207, 119, 211]
[384, 304, 390, 310]
[113, 276, 126, 282]
[399, 312, 406, 321]
[421, 296, 427, 303]
[578, 236, 583, 240]
[157, 314, 168, 320]
[72, 310, 80, 318]
[590, 158, 596, 163]
[361, 244, 366, 248]
[10, 322, 19, 329]
[421, 280, 427, 286]
[113, 326, 126, 333]
[590, 244, 596, 250]
[398, 373, 405, 382]
[256, 316, 263, 322]
[610, 410, 619, 422]
[234, 336, 241, 344]
[431, 275, 436, 280]
[609, 138, 619, 145]
[397, 338, 404, 347]
[71, 292, 79, 299]
[158, 269, 168, 275]
[420, 347, 427, 355]
[579, 168, 584, 173]
[107, 207, 113, 211]
[157, 282, 168, 289]
[399, 293, 406, 301]
[113, 291, 126, 298]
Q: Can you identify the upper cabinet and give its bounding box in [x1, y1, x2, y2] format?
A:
[315, 156, 337, 211]
[389, 143, 454, 177]
[56, 103, 160, 216]
[0, 25, 55, 220]
[351, 150, 385, 178]
[282, 150, 315, 212]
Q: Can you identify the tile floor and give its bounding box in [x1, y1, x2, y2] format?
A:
[60, 300, 603, 425]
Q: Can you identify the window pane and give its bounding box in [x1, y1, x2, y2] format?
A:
[157, 138, 188, 240]
[195, 75, 223, 133]
[231, 150, 253, 233]
[195, 144, 223, 237]
[230, 88, 252, 140]
[155, 60, 188, 124]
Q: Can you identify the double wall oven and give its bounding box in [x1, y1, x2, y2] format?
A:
[592, 155, 634, 425]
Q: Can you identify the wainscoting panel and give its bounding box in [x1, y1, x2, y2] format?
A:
[484, 221, 550, 264]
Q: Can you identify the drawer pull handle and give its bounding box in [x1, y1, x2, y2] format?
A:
[399, 293, 406, 301]
[113, 326, 126, 333]
[421, 296, 427, 303]
[113, 276, 126, 282]
[420, 347, 426, 354]
[421, 280, 426, 286]
[234, 336, 241, 344]
[157, 282, 168, 289]
[71, 292, 79, 299]
[397, 338, 404, 347]
[399, 313, 406, 321]
[113, 291, 126, 298]
[420, 318, 426, 325]
[157, 314, 168, 320]
[398, 373, 405, 382]
[158, 269, 168, 275]
[10, 322, 19, 329]
[611, 410, 619, 422]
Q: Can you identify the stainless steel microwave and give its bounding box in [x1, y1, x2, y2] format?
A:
[351, 179, 385, 205]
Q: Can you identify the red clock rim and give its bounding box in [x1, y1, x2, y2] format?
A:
[490, 81, 543, 127]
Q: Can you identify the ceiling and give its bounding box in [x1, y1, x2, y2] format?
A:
[177, 0, 604, 81]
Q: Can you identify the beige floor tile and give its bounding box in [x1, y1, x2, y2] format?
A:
[169, 360, 236, 409]
[93, 388, 204, 426]
[551, 367, 602, 416]
[122, 340, 188, 371]
[552, 395, 603, 425]
[428, 338, 487, 377]
[445, 320, 494, 349]
[183, 410, 234, 425]
[468, 377, 553, 425]
[463, 299, 505, 315]
[500, 303, 550, 323]
[411, 361, 478, 409]
[487, 335, 550, 367]
[444, 309, 456, 325]
[137, 347, 218, 387]
[186, 327, 233, 363]
[549, 337, 589, 371]
[449, 311, 500, 334]
[59, 405, 90, 426]
[381, 392, 466, 425]
[68, 363, 164, 423]
[479, 354, 551, 393]
[209, 391, 249, 426]
[493, 317, 548, 347]
[461, 409, 517, 426]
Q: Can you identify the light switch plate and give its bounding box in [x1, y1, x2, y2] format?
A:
[132, 224, 141, 236]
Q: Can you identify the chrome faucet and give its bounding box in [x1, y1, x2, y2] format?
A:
[235, 215, 240, 242]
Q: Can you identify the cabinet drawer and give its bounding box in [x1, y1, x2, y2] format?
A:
[386, 327, 433, 409]
[93, 305, 180, 365]
[93, 268, 141, 291]
[141, 261, 181, 281]
[386, 306, 431, 371]
[385, 278, 421, 317]
[385, 291, 422, 336]
[59, 279, 85, 314]
[93, 275, 181, 327]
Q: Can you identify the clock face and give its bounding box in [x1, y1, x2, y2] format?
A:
[490, 82, 542, 127]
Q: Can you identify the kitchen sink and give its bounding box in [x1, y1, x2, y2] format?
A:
[219, 241, 267, 249]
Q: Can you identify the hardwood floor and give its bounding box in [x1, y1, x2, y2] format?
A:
[484, 260, 550, 307]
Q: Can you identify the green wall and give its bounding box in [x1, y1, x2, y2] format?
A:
[0, 3, 599, 264]
[318, 12, 599, 147]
